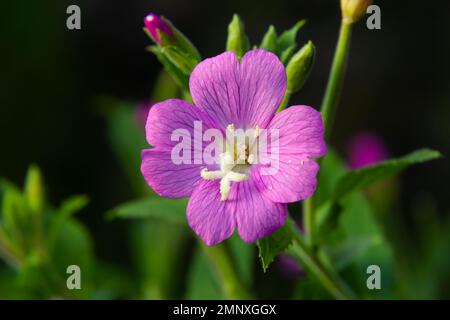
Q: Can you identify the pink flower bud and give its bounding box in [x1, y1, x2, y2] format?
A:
[144, 13, 173, 44]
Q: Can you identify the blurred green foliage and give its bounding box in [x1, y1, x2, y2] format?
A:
[0, 166, 132, 299]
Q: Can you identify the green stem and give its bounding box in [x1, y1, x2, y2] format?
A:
[302, 21, 353, 245]
[202, 242, 252, 299]
[288, 235, 355, 300]
[321, 21, 352, 142]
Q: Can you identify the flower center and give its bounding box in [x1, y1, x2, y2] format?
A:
[200, 124, 260, 201]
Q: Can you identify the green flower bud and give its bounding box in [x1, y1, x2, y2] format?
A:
[286, 41, 315, 93]
[24, 165, 45, 215]
[259, 25, 277, 52]
[143, 13, 200, 62]
[341, 0, 373, 24]
[144, 13, 201, 88]
[226, 14, 250, 59]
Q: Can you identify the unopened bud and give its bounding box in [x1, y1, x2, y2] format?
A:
[24, 164, 45, 214]
[144, 13, 173, 45]
[340, 0, 373, 24]
[226, 14, 250, 59]
[286, 41, 315, 93]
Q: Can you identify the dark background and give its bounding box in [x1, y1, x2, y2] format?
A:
[1, 0, 449, 265]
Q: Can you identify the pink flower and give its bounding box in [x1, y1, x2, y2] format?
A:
[347, 131, 388, 169]
[141, 50, 326, 245]
[144, 13, 173, 45]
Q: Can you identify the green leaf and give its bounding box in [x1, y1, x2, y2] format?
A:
[47, 195, 89, 252]
[313, 150, 395, 298]
[51, 218, 95, 298]
[276, 20, 306, 57]
[257, 216, 296, 272]
[186, 238, 252, 299]
[106, 197, 188, 225]
[59, 195, 89, 219]
[259, 25, 277, 52]
[185, 247, 223, 299]
[228, 234, 253, 286]
[131, 220, 188, 299]
[1, 187, 29, 238]
[319, 193, 394, 299]
[334, 148, 441, 201]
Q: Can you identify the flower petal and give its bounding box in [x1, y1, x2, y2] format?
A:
[254, 105, 327, 203]
[141, 148, 204, 198]
[238, 49, 287, 129]
[267, 105, 327, 158]
[145, 98, 216, 149]
[187, 180, 236, 246]
[254, 156, 321, 203]
[190, 49, 286, 130]
[189, 52, 241, 129]
[234, 176, 287, 242]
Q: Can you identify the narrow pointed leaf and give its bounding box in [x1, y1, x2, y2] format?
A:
[106, 197, 188, 225]
[333, 148, 441, 201]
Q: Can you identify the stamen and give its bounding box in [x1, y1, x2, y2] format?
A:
[220, 176, 231, 201]
[227, 171, 248, 182]
[201, 168, 225, 180]
[254, 125, 261, 138]
[200, 123, 257, 201]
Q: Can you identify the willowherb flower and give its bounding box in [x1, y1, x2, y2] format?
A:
[347, 131, 388, 169]
[141, 49, 326, 245]
[144, 13, 173, 45]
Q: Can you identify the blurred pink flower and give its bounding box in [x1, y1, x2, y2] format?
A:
[347, 131, 389, 169]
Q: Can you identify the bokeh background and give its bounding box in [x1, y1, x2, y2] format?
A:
[1, 0, 449, 298]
